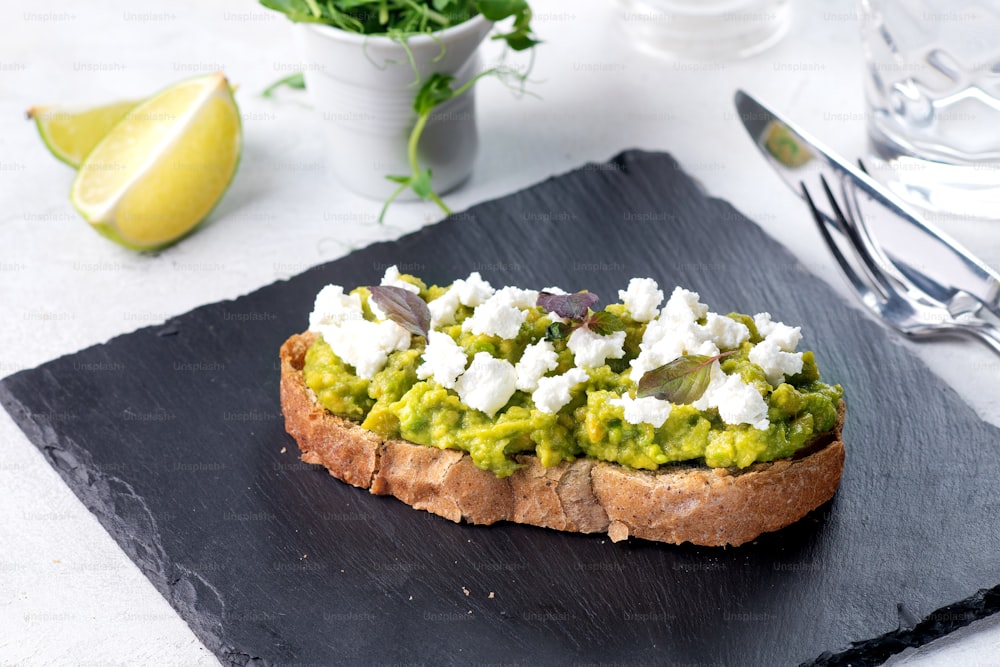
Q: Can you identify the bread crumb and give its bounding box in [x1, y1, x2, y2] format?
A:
[462, 587, 470, 596]
[280, 447, 287, 454]
[52, 559, 61, 564]
[488, 592, 495, 599]
[608, 521, 629, 542]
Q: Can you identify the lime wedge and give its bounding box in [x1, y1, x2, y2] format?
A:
[70, 72, 242, 251]
[28, 99, 140, 168]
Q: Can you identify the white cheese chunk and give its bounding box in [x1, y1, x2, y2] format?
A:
[380, 265, 420, 293]
[663, 286, 708, 324]
[693, 362, 769, 430]
[532, 368, 589, 414]
[454, 352, 518, 417]
[618, 277, 664, 322]
[702, 312, 750, 351]
[754, 312, 802, 352]
[426, 272, 496, 328]
[309, 283, 411, 379]
[321, 319, 411, 380]
[611, 394, 673, 428]
[567, 326, 626, 368]
[417, 331, 468, 389]
[750, 312, 804, 384]
[749, 339, 803, 386]
[491, 285, 540, 309]
[454, 272, 494, 307]
[427, 288, 462, 328]
[514, 340, 559, 392]
[461, 295, 528, 339]
[308, 285, 364, 331]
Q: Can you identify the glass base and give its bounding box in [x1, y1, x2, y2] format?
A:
[867, 129, 1000, 222]
[615, 0, 791, 61]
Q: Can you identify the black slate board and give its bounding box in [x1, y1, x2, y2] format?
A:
[3, 150, 999, 666]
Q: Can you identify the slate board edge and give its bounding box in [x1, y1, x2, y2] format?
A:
[1, 148, 997, 665]
[807, 585, 1000, 667]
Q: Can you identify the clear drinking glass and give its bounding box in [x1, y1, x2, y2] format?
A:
[859, 0, 1000, 219]
[615, 0, 792, 61]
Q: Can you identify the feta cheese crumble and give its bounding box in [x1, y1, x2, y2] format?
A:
[417, 331, 468, 389]
[309, 285, 364, 331]
[320, 319, 411, 380]
[754, 312, 802, 350]
[309, 283, 411, 380]
[380, 265, 420, 294]
[693, 362, 769, 430]
[454, 272, 494, 307]
[611, 394, 673, 428]
[491, 285, 540, 309]
[514, 340, 559, 392]
[428, 289, 461, 328]
[567, 326, 626, 368]
[461, 292, 528, 340]
[618, 277, 663, 322]
[454, 352, 518, 417]
[426, 271, 495, 327]
[749, 312, 804, 385]
[532, 368, 589, 414]
[702, 312, 750, 351]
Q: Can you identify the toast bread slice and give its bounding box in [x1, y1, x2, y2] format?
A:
[280, 332, 845, 547]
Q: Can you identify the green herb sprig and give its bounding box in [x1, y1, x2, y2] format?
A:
[261, 0, 537, 49]
[261, 72, 305, 99]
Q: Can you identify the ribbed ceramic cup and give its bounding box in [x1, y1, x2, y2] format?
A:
[296, 15, 492, 200]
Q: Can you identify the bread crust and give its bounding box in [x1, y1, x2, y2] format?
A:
[280, 332, 845, 547]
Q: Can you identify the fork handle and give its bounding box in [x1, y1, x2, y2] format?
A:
[960, 320, 1000, 357]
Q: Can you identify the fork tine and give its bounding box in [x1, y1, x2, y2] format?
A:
[802, 182, 881, 306]
[816, 174, 894, 297]
[828, 170, 929, 299]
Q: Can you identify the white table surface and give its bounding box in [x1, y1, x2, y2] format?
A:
[2, 0, 999, 664]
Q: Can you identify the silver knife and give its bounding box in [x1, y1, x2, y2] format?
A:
[734, 90, 1000, 319]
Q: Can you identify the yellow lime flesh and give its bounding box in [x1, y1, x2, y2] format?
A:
[28, 99, 141, 168]
[69, 72, 242, 251]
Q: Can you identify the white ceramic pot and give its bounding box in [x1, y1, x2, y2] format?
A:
[296, 15, 493, 200]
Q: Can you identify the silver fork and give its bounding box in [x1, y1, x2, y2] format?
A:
[802, 171, 1000, 356]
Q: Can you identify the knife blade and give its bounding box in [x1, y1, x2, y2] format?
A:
[734, 90, 1000, 319]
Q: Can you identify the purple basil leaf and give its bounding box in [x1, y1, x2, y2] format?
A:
[367, 285, 430, 337]
[585, 310, 624, 336]
[536, 290, 599, 321]
[637, 354, 718, 404]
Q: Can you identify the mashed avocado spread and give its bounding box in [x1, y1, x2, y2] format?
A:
[302, 268, 842, 478]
